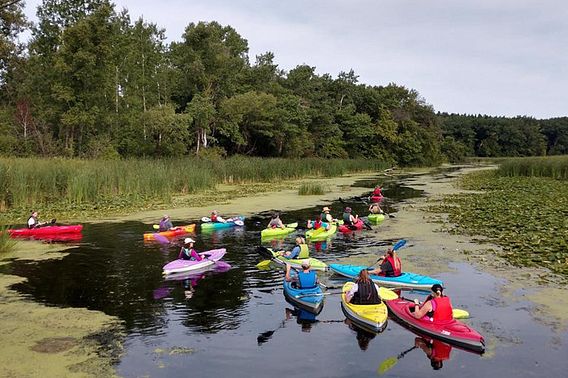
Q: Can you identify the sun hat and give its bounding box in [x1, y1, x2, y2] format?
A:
[184, 238, 195, 244]
[322, 206, 330, 212]
[345, 207, 352, 213]
[301, 259, 311, 268]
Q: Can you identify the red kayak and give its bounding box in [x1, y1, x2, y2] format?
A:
[7, 225, 83, 237]
[370, 195, 384, 203]
[385, 298, 485, 353]
[338, 219, 364, 233]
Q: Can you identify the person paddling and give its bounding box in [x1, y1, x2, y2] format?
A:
[373, 186, 383, 197]
[158, 214, 174, 232]
[320, 206, 337, 224]
[412, 284, 454, 321]
[307, 215, 330, 231]
[178, 238, 203, 261]
[267, 213, 285, 229]
[342, 207, 358, 227]
[368, 203, 383, 214]
[285, 260, 318, 289]
[345, 269, 382, 305]
[278, 236, 309, 259]
[368, 247, 402, 277]
[210, 210, 227, 223]
[27, 211, 48, 229]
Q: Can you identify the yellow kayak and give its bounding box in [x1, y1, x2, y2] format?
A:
[341, 282, 388, 333]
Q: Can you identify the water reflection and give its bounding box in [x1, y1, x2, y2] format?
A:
[344, 319, 378, 351]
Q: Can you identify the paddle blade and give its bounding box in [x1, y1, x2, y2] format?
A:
[378, 356, 398, 375]
[256, 260, 272, 269]
[234, 220, 244, 226]
[392, 239, 407, 251]
[256, 246, 273, 259]
[50, 218, 57, 224]
[153, 224, 160, 230]
[154, 234, 170, 244]
[201, 217, 211, 223]
[285, 222, 298, 228]
[453, 308, 470, 319]
[379, 287, 398, 300]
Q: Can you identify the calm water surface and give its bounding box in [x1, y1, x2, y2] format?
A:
[4, 174, 568, 377]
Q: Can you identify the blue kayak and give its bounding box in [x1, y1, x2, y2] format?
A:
[329, 264, 442, 290]
[201, 216, 245, 230]
[283, 272, 324, 314]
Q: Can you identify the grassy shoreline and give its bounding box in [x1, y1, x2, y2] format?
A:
[0, 157, 389, 224]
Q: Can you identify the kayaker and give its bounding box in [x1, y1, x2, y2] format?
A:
[368, 203, 383, 214]
[178, 238, 203, 261]
[158, 215, 174, 231]
[307, 215, 330, 231]
[368, 247, 402, 277]
[211, 210, 226, 223]
[321, 206, 336, 223]
[415, 337, 452, 370]
[285, 261, 318, 289]
[373, 186, 383, 196]
[267, 213, 285, 229]
[27, 211, 47, 229]
[342, 207, 358, 226]
[345, 269, 382, 305]
[279, 237, 309, 259]
[412, 284, 454, 321]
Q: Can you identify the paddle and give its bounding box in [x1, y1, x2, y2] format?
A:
[400, 296, 470, 319]
[378, 345, 418, 375]
[257, 319, 286, 346]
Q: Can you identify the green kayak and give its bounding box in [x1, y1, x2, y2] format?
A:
[305, 224, 337, 240]
[368, 213, 385, 224]
[260, 223, 297, 238]
[259, 247, 328, 271]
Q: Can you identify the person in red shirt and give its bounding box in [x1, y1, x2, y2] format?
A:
[412, 284, 453, 321]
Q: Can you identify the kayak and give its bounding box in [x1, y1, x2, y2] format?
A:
[385, 298, 485, 353]
[368, 213, 385, 224]
[341, 282, 388, 333]
[9, 233, 84, 242]
[260, 225, 296, 238]
[260, 248, 328, 271]
[338, 219, 364, 233]
[164, 261, 231, 281]
[7, 225, 83, 237]
[371, 195, 383, 203]
[283, 271, 324, 314]
[306, 224, 337, 240]
[329, 264, 443, 290]
[201, 216, 244, 230]
[162, 248, 227, 275]
[144, 224, 196, 241]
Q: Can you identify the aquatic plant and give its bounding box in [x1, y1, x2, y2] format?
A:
[298, 182, 325, 195]
[0, 226, 18, 253]
[498, 156, 568, 180]
[430, 170, 568, 276]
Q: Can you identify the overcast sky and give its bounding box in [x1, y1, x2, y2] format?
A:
[23, 0, 567, 118]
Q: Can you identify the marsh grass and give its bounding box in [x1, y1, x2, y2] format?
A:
[298, 182, 326, 195]
[0, 157, 388, 217]
[498, 156, 568, 180]
[0, 226, 18, 253]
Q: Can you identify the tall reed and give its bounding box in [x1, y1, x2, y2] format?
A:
[498, 156, 568, 180]
[0, 226, 18, 253]
[0, 157, 388, 211]
[298, 182, 325, 195]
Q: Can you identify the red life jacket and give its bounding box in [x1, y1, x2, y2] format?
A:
[430, 339, 452, 361]
[378, 255, 402, 277]
[314, 219, 322, 230]
[373, 187, 382, 196]
[432, 296, 453, 321]
[211, 214, 218, 222]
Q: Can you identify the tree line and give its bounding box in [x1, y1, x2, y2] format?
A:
[1, 1, 566, 165]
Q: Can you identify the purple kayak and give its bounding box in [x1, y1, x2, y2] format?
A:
[162, 248, 227, 275]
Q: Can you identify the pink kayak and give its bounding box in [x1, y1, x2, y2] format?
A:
[385, 298, 485, 353]
[338, 219, 364, 233]
[162, 248, 227, 275]
[7, 225, 83, 237]
[370, 195, 384, 203]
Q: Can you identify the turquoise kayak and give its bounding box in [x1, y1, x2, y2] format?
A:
[283, 271, 324, 314]
[329, 263, 442, 290]
[201, 216, 245, 230]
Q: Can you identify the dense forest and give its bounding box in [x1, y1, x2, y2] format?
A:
[1, 0, 567, 165]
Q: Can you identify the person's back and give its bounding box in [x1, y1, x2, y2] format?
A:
[378, 254, 402, 277]
[297, 269, 317, 289]
[431, 296, 453, 321]
[351, 280, 381, 305]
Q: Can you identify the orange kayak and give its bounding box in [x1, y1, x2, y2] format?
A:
[143, 224, 196, 241]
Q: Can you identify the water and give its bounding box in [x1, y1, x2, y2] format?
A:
[4, 177, 568, 377]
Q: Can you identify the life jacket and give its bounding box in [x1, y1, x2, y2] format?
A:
[211, 214, 218, 222]
[179, 247, 200, 261]
[342, 212, 352, 225]
[297, 244, 309, 259]
[378, 255, 402, 277]
[373, 188, 382, 196]
[432, 296, 453, 321]
[430, 339, 452, 361]
[27, 216, 37, 229]
[352, 281, 381, 305]
[297, 270, 317, 289]
[158, 219, 168, 231]
[313, 219, 322, 230]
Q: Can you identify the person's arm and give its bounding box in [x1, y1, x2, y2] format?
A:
[289, 246, 300, 259]
[178, 248, 184, 259]
[307, 220, 313, 229]
[412, 300, 433, 319]
[217, 216, 226, 223]
[279, 219, 285, 228]
[285, 264, 292, 282]
[191, 249, 203, 261]
[345, 283, 358, 303]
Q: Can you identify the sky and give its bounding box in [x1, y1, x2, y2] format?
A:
[22, 0, 568, 119]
